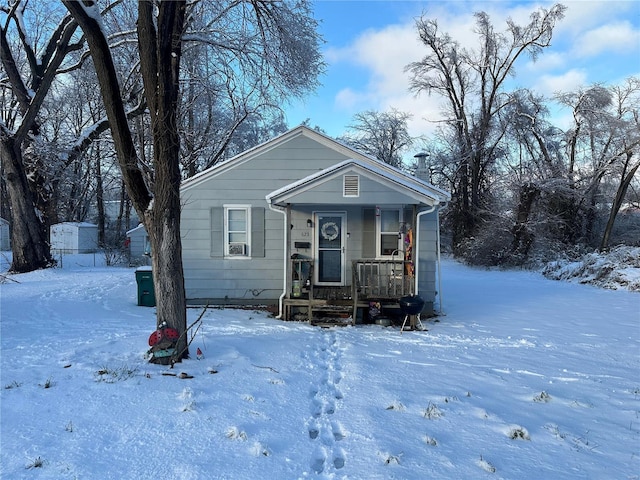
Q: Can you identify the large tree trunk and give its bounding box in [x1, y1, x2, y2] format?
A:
[0, 138, 53, 272]
[511, 182, 540, 258]
[64, 0, 188, 361]
[138, 0, 188, 359]
[148, 182, 187, 358]
[600, 157, 639, 251]
[0, 8, 80, 272]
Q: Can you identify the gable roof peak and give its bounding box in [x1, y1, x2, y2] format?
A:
[181, 124, 372, 191]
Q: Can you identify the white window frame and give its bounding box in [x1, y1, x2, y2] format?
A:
[224, 205, 251, 258]
[377, 207, 403, 258]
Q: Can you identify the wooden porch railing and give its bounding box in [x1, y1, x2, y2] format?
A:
[351, 259, 414, 299]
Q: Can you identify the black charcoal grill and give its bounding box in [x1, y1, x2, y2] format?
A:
[399, 295, 425, 332]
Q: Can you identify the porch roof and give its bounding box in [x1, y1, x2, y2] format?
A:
[265, 159, 450, 207]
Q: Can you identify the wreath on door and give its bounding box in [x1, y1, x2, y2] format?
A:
[320, 221, 339, 241]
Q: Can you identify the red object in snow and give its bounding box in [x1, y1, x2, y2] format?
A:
[148, 330, 163, 346]
[197, 348, 203, 356]
[163, 327, 180, 342]
[148, 327, 180, 346]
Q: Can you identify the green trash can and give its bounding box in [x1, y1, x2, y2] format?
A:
[135, 267, 155, 307]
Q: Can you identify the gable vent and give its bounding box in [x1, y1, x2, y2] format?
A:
[343, 175, 360, 197]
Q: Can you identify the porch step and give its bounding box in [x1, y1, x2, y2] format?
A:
[310, 305, 353, 312]
[311, 318, 352, 328]
[310, 305, 353, 317]
[310, 304, 353, 327]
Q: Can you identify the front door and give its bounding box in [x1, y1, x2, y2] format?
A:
[315, 212, 346, 285]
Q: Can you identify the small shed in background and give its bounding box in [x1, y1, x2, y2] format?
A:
[0, 217, 10, 251]
[50, 222, 98, 254]
[126, 224, 150, 265]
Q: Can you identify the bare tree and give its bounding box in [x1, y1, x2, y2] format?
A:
[552, 81, 640, 247]
[495, 79, 639, 261]
[178, 0, 321, 175]
[0, 0, 144, 271]
[339, 109, 415, 168]
[595, 78, 640, 250]
[505, 88, 573, 255]
[0, 1, 82, 271]
[406, 5, 566, 248]
[63, 0, 186, 359]
[63, 0, 323, 362]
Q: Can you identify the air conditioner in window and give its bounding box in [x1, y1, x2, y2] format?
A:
[228, 242, 247, 256]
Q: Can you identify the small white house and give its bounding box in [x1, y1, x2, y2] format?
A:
[50, 222, 98, 254]
[179, 125, 451, 323]
[126, 224, 150, 262]
[0, 217, 10, 251]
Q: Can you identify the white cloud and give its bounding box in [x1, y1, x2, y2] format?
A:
[555, 0, 637, 37]
[551, 109, 577, 131]
[553, 1, 640, 59]
[574, 21, 640, 57]
[327, 17, 453, 137]
[535, 69, 589, 97]
[320, 0, 638, 138]
[523, 52, 567, 73]
[355, 26, 419, 73]
[334, 87, 366, 111]
[324, 3, 578, 137]
[328, 22, 425, 118]
[397, 96, 449, 139]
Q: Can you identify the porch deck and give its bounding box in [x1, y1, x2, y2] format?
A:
[283, 258, 414, 325]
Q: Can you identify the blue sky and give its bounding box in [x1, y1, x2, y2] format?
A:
[285, 0, 640, 140]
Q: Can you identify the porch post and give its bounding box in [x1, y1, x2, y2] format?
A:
[285, 204, 292, 299]
[411, 205, 418, 294]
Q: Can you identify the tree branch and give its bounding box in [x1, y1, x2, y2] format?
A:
[0, 20, 31, 113]
[14, 13, 80, 144]
[62, 0, 152, 219]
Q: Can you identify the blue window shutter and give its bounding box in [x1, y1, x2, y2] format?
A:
[251, 207, 265, 258]
[362, 208, 376, 258]
[211, 207, 223, 257]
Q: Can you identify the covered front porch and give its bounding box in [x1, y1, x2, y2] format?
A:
[265, 158, 449, 326]
[283, 257, 416, 325]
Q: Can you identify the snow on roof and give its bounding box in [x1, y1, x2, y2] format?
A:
[51, 222, 98, 228]
[266, 158, 451, 205]
[126, 224, 146, 235]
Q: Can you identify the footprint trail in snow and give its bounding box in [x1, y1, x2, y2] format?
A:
[306, 330, 347, 474]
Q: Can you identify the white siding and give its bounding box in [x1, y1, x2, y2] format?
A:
[50, 223, 98, 254]
[416, 210, 439, 311]
[126, 224, 149, 259]
[0, 218, 10, 251]
[181, 134, 353, 304]
[179, 128, 447, 312]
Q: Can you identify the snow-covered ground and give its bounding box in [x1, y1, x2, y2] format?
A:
[1, 253, 638, 479]
[542, 245, 640, 291]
